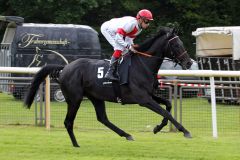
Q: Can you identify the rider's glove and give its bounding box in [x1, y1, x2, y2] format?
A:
[127, 44, 137, 53]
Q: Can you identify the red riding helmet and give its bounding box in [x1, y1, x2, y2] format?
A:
[136, 9, 153, 20]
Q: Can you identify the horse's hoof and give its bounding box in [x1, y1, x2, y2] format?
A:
[126, 135, 134, 141]
[73, 144, 80, 147]
[184, 132, 192, 138]
[153, 125, 162, 134]
[153, 125, 160, 134]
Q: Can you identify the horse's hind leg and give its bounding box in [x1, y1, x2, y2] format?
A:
[152, 96, 172, 134]
[89, 96, 134, 141]
[64, 99, 81, 147]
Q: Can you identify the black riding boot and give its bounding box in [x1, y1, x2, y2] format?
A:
[105, 56, 119, 81]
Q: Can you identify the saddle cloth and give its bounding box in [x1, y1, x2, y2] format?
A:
[96, 54, 132, 86]
[95, 54, 132, 103]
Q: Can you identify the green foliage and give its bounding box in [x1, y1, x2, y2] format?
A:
[1, 0, 112, 23]
[1, 0, 240, 57]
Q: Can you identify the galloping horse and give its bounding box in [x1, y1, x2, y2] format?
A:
[24, 27, 193, 147]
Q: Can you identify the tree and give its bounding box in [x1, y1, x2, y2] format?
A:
[1, 0, 240, 57]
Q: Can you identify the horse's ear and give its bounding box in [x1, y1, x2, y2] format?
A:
[171, 27, 178, 34]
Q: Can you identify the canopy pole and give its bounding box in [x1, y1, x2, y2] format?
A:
[210, 76, 218, 138]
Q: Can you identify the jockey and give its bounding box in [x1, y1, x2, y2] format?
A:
[101, 9, 153, 81]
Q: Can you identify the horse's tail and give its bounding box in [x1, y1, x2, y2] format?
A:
[24, 64, 64, 109]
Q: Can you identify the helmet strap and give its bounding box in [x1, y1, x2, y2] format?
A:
[137, 18, 143, 29]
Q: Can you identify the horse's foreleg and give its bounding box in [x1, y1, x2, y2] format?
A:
[152, 96, 172, 134]
[64, 100, 81, 147]
[140, 100, 192, 138]
[89, 97, 134, 141]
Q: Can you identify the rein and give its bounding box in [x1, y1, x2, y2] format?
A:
[134, 50, 172, 62]
[133, 35, 181, 61]
[119, 35, 188, 65]
[134, 50, 153, 57]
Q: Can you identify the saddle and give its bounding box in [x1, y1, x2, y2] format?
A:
[97, 54, 132, 103]
[101, 54, 132, 85]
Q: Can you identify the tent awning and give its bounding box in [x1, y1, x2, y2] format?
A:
[192, 27, 240, 60]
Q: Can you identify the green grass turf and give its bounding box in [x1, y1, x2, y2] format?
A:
[0, 93, 239, 159]
[0, 125, 239, 160]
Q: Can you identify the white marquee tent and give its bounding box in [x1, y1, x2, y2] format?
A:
[192, 26, 240, 60]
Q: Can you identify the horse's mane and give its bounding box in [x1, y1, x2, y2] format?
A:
[138, 27, 172, 52]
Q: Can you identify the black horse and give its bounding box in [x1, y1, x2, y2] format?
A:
[24, 27, 193, 147]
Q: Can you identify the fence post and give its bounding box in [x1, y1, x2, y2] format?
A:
[210, 76, 218, 138]
[39, 84, 44, 125]
[45, 76, 50, 130]
[172, 81, 178, 132]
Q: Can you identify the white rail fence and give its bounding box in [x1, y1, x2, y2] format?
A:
[1, 67, 240, 137]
